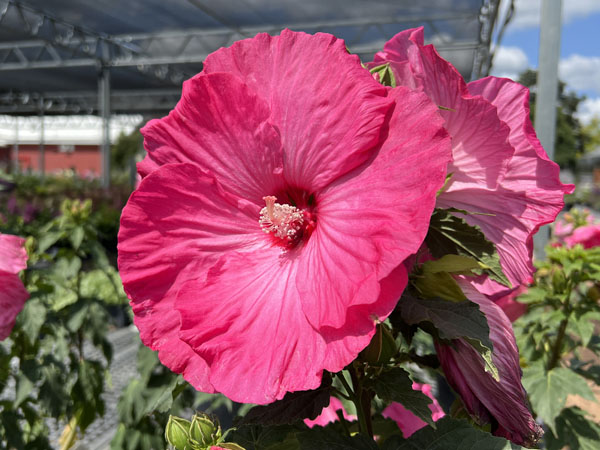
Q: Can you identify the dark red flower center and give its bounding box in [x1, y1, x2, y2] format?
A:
[259, 195, 316, 249]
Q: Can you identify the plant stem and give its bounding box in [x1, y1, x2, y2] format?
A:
[547, 280, 573, 370]
[348, 365, 373, 439]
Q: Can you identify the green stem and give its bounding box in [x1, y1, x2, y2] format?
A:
[348, 366, 372, 439]
[547, 280, 574, 371]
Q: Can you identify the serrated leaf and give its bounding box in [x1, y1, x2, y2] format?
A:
[415, 269, 467, 303]
[298, 426, 378, 450]
[240, 374, 332, 425]
[381, 417, 522, 449]
[522, 365, 596, 433]
[398, 294, 498, 380]
[426, 209, 511, 287]
[368, 367, 434, 426]
[423, 255, 483, 274]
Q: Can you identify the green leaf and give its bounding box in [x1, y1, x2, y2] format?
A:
[381, 417, 522, 449]
[240, 374, 332, 425]
[66, 301, 90, 332]
[522, 365, 596, 433]
[38, 230, 64, 253]
[297, 426, 378, 450]
[397, 294, 497, 379]
[367, 367, 434, 427]
[69, 225, 85, 250]
[414, 269, 467, 302]
[17, 298, 47, 345]
[544, 407, 600, 450]
[228, 424, 299, 450]
[426, 209, 511, 287]
[422, 255, 483, 274]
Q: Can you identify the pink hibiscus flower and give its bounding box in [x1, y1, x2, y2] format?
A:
[435, 281, 542, 447]
[565, 224, 600, 249]
[304, 397, 356, 428]
[0, 233, 29, 340]
[382, 383, 445, 438]
[118, 30, 452, 404]
[369, 27, 573, 298]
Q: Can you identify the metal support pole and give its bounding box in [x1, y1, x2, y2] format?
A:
[533, 0, 563, 260]
[98, 66, 111, 188]
[38, 99, 45, 177]
[12, 117, 19, 173]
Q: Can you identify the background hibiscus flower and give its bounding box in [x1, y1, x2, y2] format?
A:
[0, 233, 29, 340]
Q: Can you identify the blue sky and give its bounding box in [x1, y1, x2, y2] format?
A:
[490, 0, 600, 124]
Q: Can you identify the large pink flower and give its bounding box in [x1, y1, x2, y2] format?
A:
[0, 233, 29, 340]
[435, 281, 542, 447]
[118, 30, 452, 404]
[370, 27, 573, 298]
[382, 383, 445, 438]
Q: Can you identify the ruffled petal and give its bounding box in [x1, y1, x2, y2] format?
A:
[565, 224, 600, 249]
[139, 72, 284, 204]
[0, 233, 27, 273]
[176, 249, 326, 404]
[118, 163, 265, 392]
[435, 281, 542, 447]
[203, 29, 393, 192]
[438, 77, 574, 295]
[0, 272, 29, 340]
[372, 27, 514, 190]
[299, 87, 451, 332]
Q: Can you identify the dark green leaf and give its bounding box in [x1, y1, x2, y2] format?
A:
[298, 426, 378, 450]
[522, 365, 595, 433]
[228, 424, 299, 450]
[426, 209, 510, 287]
[544, 407, 600, 450]
[397, 294, 497, 379]
[367, 367, 434, 426]
[381, 417, 522, 450]
[240, 374, 332, 425]
[38, 230, 64, 253]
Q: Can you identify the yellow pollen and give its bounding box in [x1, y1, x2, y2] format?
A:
[259, 196, 304, 242]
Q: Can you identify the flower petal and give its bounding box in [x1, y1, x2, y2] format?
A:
[176, 249, 326, 404]
[0, 273, 29, 340]
[435, 281, 542, 447]
[203, 29, 393, 192]
[118, 163, 264, 392]
[139, 72, 284, 204]
[372, 27, 514, 190]
[0, 234, 27, 273]
[298, 86, 451, 332]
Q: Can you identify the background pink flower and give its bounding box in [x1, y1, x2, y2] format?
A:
[370, 27, 573, 298]
[0, 233, 29, 340]
[304, 397, 356, 428]
[118, 30, 453, 403]
[565, 224, 600, 249]
[382, 383, 445, 438]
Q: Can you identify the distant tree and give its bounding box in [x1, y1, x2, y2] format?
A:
[582, 117, 600, 154]
[517, 69, 586, 169]
[111, 129, 142, 173]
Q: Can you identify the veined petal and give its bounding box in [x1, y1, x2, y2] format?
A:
[118, 163, 264, 392]
[299, 87, 451, 332]
[373, 27, 514, 190]
[139, 72, 284, 204]
[176, 250, 326, 404]
[0, 272, 29, 340]
[203, 29, 393, 192]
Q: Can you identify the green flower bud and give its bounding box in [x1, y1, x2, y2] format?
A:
[190, 413, 221, 446]
[165, 415, 191, 450]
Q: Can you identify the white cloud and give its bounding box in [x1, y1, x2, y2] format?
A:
[490, 46, 530, 80]
[559, 54, 600, 94]
[577, 97, 600, 124]
[509, 0, 600, 30]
